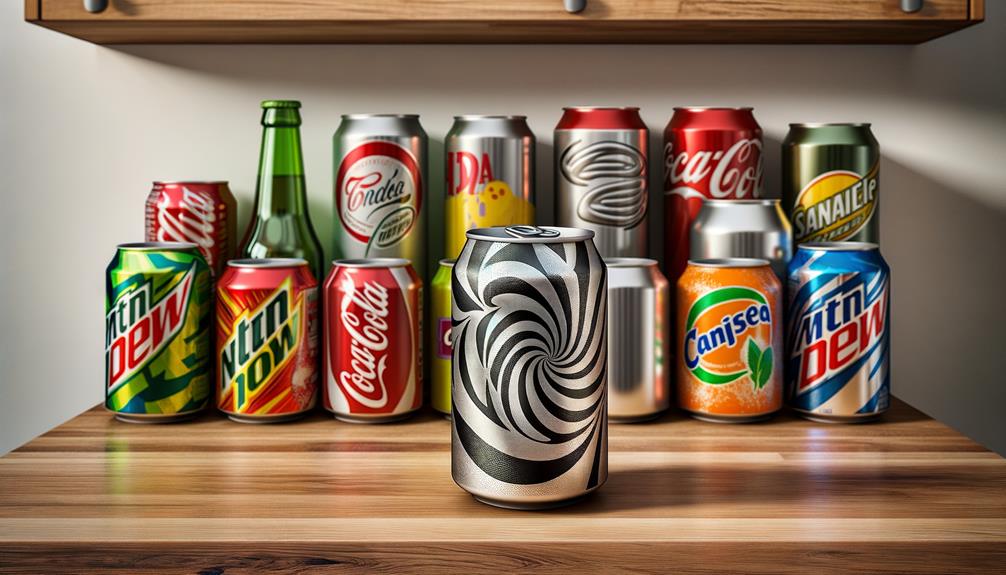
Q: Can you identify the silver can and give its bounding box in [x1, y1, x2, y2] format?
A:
[452, 225, 608, 509]
[333, 114, 428, 276]
[690, 199, 793, 281]
[555, 107, 648, 258]
[605, 258, 670, 422]
[445, 115, 535, 259]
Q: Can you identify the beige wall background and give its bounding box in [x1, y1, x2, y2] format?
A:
[2, 3, 1003, 455]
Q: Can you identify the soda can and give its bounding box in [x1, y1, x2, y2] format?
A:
[555, 107, 648, 258]
[691, 199, 793, 281]
[786, 242, 890, 422]
[663, 107, 763, 285]
[145, 181, 238, 277]
[453, 225, 607, 509]
[333, 114, 428, 275]
[605, 258, 670, 422]
[445, 115, 535, 258]
[677, 258, 782, 423]
[105, 242, 213, 422]
[782, 123, 879, 246]
[431, 258, 455, 418]
[323, 258, 423, 423]
[216, 259, 319, 423]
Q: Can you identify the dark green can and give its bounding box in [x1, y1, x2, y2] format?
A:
[782, 123, 879, 246]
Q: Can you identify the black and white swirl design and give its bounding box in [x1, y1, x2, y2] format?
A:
[452, 237, 607, 493]
[561, 139, 647, 229]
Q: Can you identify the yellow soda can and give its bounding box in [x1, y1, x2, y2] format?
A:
[431, 259, 455, 416]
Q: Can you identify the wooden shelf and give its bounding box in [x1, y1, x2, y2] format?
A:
[26, 0, 984, 44]
[1, 398, 1004, 573]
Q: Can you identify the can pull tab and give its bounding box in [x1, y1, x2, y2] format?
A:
[564, 0, 587, 14]
[901, 0, 923, 13]
[84, 0, 108, 13]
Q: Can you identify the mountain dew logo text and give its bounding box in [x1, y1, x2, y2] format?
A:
[221, 281, 301, 410]
[106, 267, 195, 392]
[684, 286, 774, 389]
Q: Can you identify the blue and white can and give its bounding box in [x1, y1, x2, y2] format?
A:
[785, 242, 890, 422]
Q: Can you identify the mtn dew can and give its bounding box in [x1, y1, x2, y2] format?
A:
[105, 242, 213, 422]
[783, 123, 879, 246]
[431, 258, 455, 417]
[786, 242, 890, 422]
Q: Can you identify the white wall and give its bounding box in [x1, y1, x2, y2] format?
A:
[2, 3, 1004, 454]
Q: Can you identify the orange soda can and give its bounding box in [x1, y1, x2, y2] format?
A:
[677, 258, 782, 422]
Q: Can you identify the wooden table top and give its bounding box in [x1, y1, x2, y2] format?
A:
[1, 399, 1004, 574]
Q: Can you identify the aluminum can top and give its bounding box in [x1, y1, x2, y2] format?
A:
[331, 258, 413, 269]
[227, 258, 309, 269]
[605, 257, 659, 268]
[153, 180, 228, 185]
[340, 113, 419, 120]
[438, 258, 457, 267]
[118, 241, 198, 252]
[783, 123, 877, 145]
[797, 241, 879, 252]
[666, 107, 760, 131]
[466, 225, 594, 244]
[556, 107, 646, 130]
[687, 257, 772, 269]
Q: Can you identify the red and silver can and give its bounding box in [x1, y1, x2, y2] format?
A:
[323, 258, 423, 423]
[663, 108, 763, 285]
[217, 259, 319, 423]
[555, 107, 648, 258]
[145, 181, 238, 277]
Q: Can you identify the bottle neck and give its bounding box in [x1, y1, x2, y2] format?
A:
[254, 124, 307, 218]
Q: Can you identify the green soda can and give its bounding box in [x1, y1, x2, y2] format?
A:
[105, 242, 213, 422]
[431, 258, 455, 417]
[782, 123, 879, 246]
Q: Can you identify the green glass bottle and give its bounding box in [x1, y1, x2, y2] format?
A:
[241, 100, 324, 281]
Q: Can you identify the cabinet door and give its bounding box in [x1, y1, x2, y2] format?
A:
[31, 0, 981, 44]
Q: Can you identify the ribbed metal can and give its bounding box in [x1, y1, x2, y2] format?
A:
[445, 116, 535, 259]
[691, 199, 793, 281]
[452, 225, 607, 509]
[333, 114, 428, 275]
[782, 123, 879, 246]
[605, 258, 670, 422]
[555, 107, 648, 258]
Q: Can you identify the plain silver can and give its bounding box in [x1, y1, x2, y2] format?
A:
[452, 225, 608, 510]
[333, 114, 428, 276]
[605, 258, 670, 422]
[690, 199, 793, 281]
[555, 107, 648, 258]
[445, 115, 535, 259]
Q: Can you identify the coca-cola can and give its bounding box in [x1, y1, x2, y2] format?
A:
[452, 225, 607, 509]
[555, 107, 648, 258]
[663, 107, 763, 285]
[691, 199, 793, 281]
[333, 115, 428, 276]
[323, 258, 423, 423]
[145, 181, 238, 277]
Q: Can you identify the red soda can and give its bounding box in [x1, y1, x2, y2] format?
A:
[217, 259, 319, 423]
[323, 258, 423, 423]
[663, 108, 763, 284]
[146, 181, 238, 277]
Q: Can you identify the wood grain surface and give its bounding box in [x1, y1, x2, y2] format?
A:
[30, 0, 982, 44]
[1, 399, 1004, 573]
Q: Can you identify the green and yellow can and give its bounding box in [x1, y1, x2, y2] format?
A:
[431, 258, 455, 417]
[105, 242, 213, 422]
[782, 123, 879, 246]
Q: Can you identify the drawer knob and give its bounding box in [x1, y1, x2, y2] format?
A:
[84, 0, 108, 13]
[564, 0, 586, 14]
[901, 0, 923, 12]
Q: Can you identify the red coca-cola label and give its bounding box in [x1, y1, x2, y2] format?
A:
[324, 265, 422, 417]
[145, 182, 235, 276]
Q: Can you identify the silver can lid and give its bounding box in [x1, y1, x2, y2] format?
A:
[703, 199, 780, 207]
[799, 241, 879, 252]
[438, 258, 457, 267]
[332, 258, 412, 269]
[118, 241, 198, 252]
[688, 257, 771, 268]
[466, 226, 594, 244]
[228, 258, 309, 269]
[605, 257, 659, 268]
[341, 113, 419, 120]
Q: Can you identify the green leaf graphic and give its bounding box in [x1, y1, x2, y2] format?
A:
[746, 339, 762, 389]
[757, 348, 774, 390]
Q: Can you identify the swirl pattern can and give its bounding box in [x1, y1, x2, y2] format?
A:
[216, 259, 319, 423]
[786, 242, 890, 422]
[105, 242, 213, 422]
[323, 258, 423, 423]
[555, 107, 648, 258]
[452, 225, 608, 509]
[606, 258, 670, 422]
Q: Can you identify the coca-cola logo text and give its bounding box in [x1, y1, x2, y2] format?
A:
[156, 187, 217, 264]
[665, 138, 763, 199]
[337, 274, 394, 409]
